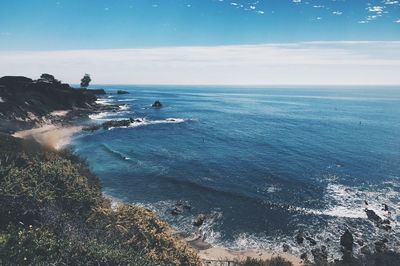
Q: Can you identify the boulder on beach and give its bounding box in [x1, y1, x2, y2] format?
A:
[152, 100, 162, 108]
[117, 90, 129, 94]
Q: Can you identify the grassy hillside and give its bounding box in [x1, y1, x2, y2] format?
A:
[0, 134, 201, 265]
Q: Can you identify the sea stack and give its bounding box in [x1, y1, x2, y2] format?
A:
[152, 100, 162, 108]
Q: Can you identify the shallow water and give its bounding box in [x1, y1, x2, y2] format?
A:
[72, 86, 400, 258]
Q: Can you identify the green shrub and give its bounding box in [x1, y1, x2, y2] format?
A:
[0, 134, 201, 265]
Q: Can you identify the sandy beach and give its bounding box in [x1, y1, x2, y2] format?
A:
[13, 124, 82, 150]
[197, 246, 303, 265]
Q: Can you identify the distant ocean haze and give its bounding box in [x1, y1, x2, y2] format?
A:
[72, 86, 400, 258]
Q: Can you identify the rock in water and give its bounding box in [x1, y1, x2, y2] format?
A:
[282, 244, 290, 252]
[117, 90, 129, 94]
[340, 229, 354, 253]
[193, 214, 206, 227]
[306, 236, 317, 246]
[152, 100, 162, 108]
[295, 232, 304, 245]
[365, 209, 382, 224]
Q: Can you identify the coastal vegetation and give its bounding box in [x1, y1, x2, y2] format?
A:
[0, 133, 201, 265]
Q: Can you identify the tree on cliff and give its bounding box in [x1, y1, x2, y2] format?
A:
[80, 74, 91, 88]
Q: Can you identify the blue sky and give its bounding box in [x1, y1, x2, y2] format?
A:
[0, 0, 399, 85]
[1, 0, 399, 50]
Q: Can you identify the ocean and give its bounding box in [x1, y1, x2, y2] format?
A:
[72, 86, 400, 258]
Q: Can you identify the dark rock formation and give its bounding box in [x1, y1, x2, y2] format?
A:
[152, 100, 162, 108]
[117, 90, 129, 94]
[365, 209, 392, 231]
[170, 207, 182, 216]
[0, 75, 97, 130]
[101, 119, 132, 129]
[361, 246, 371, 255]
[282, 244, 290, 252]
[375, 239, 389, 253]
[366, 209, 382, 224]
[295, 232, 304, 245]
[340, 230, 354, 253]
[193, 214, 206, 227]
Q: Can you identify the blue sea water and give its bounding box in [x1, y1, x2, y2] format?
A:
[72, 86, 400, 257]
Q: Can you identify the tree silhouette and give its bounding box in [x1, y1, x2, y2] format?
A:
[40, 73, 60, 84]
[80, 74, 91, 88]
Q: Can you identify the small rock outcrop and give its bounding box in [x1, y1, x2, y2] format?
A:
[117, 90, 129, 94]
[375, 239, 389, 253]
[366, 209, 382, 224]
[193, 214, 206, 227]
[152, 100, 162, 108]
[306, 236, 317, 246]
[282, 244, 290, 252]
[340, 229, 354, 253]
[295, 232, 304, 245]
[365, 209, 392, 231]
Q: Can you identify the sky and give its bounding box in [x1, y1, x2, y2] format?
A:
[0, 0, 399, 85]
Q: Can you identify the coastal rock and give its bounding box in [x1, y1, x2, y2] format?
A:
[306, 236, 317, 246]
[375, 239, 389, 253]
[193, 214, 206, 227]
[282, 244, 290, 252]
[300, 253, 307, 261]
[311, 246, 328, 265]
[382, 204, 389, 212]
[295, 232, 304, 245]
[102, 119, 131, 129]
[340, 230, 354, 253]
[361, 246, 372, 255]
[187, 237, 211, 250]
[365, 209, 392, 230]
[117, 90, 129, 94]
[365, 209, 382, 224]
[170, 207, 182, 216]
[152, 100, 162, 108]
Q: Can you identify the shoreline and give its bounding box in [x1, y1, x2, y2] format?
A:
[197, 246, 302, 266]
[12, 122, 304, 265]
[13, 123, 83, 150]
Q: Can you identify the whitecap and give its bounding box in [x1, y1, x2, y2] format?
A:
[96, 98, 113, 105]
[119, 105, 130, 111]
[89, 112, 111, 120]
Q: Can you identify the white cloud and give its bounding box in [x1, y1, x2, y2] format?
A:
[0, 42, 399, 85]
